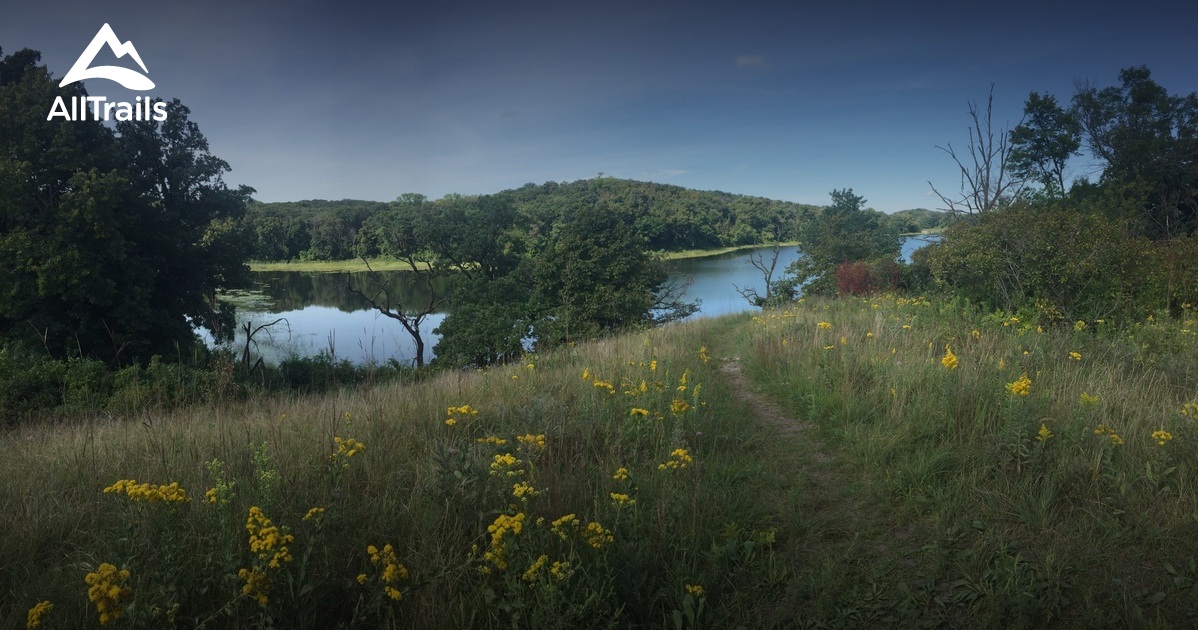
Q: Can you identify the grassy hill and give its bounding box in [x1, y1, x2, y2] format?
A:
[5, 296, 1198, 627]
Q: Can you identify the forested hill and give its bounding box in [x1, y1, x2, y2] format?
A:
[242, 178, 825, 262]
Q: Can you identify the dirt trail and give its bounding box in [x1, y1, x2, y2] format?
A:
[716, 357, 829, 461]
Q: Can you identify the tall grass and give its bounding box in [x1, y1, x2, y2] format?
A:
[1, 317, 798, 628]
[742, 295, 1198, 626]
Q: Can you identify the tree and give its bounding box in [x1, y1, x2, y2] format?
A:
[348, 201, 442, 368]
[0, 48, 252, 363]
[1072, 66, 1198, 239]
[1009, 92, 1081, 195]
[734, 243, 782, 307]
[929, 86, 1026, 216]
[530, 205, 685, 348]
[772, 189, 899, 298]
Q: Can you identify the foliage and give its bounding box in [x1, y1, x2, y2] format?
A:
[923, 191, 1198, 323]
[1008, 91, 1082, 196]
[771, 189, 900, 300]
[530, 205, 674, 349]
[0, 48, 252, 363]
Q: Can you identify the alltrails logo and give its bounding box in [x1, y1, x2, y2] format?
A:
[47, 23, 167, 122]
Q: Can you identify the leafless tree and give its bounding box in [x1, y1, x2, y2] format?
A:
[734, 242, 783, 306]
[343, 258, 442, 368]
[928, 85, 1026, 216]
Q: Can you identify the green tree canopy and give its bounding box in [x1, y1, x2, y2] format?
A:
[0, 47, 252, 363]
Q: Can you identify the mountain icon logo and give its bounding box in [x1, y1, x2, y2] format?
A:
[59, 23, 155, 91]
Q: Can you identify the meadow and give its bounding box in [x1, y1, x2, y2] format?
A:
[5, 295, 1198, 628]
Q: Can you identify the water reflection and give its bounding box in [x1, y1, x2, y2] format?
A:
[223, 236, 937, 365]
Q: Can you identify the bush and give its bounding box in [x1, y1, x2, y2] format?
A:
[835, 260, 901, 296]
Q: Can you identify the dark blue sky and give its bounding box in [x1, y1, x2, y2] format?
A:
[4, 0, 1196, 211]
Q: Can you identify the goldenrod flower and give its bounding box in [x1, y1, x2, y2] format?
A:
[629, 407, 649, 416]
[592, 379, 616, 395]
[26, 600, 52, 629]
[477, 435, 508, 446]
[332, 437, 366, 468]
[512, 482, 539, 499]
[1152, 430, 1173, 446]
[612, 467, 630, 481]
[516, 433, 546, 454]
[1181, 402, 1198, 418]
[610, 492, 635, 507]
[970, 330, 980, 338]
[1005, 373, 1031, 396]
[1074, 320, 1087, 331]
[1036, 423, 1053, 442]
[699, 346, 711, 363]
[85, 563, 131, 625]
[685, 584, 705, 598]
[489, 453, 524, 477]
[941, 344, 958, 370]
[1095, 424, 1124, 446]
[583, 521, 614, 549]
[238, 566, 270, 606]
[1080, 392, 1100, 406]
[303, 507, 325, 521]
[103, 479, 188, 503]
[658, 448, 693, 471]
[484, 513, 526, 569]
[818, 321, 832, 330]
[550, 514, 578, 539]
[1069, 351, 1082, 361]
[671, 399, 691, 414]
[523, 554, 549, 584]
[549, 560, 573, 581]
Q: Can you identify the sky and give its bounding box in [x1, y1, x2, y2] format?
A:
[3, 0, 1196, 212]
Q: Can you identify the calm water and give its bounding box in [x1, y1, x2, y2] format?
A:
[222, 235, 937, 365]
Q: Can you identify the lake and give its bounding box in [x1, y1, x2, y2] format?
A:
[221, 235, 937, 365]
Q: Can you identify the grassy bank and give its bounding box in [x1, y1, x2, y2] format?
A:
[740, 295, 1198, 626]
[6, 294, 1198, 627]
[1, 316, 802, 628]
[247, 242, 799, 273]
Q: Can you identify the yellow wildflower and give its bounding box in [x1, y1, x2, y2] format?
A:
[941, 344, 958, 370]
[477, 435, 508, 446]
[658, 448, 694, 471]
[610, 492, 635, 507]
[1094, 424, 1124, 446]
[490, 453, 524, 477]
[1152, 430, 1174, 446]
[1181, 402, 1198, 418]
[246, 506, 294, 569]
[103, 479, 189, 503]
[238, 566, 271, 606]
[484, 513, 526, 569]
[685, 584, 705, 598]
[517, 433, 546, 454]
[1005, 373, 1032, 396]
[971, 329, 980, 338]
[444, 418, 456, 427]
[1069, 351, 1082, 361]
[512, 481, 540, 499]
[583, 521, 614, 549]
[629, 407, 650, 416]
[303, 507, 325, 521]
[1080, 392, 1100, 406]
[1036, 423, 1053, 442]
[85, 563, 132, 625]
[26, 600, 52, 629]
[818, 321, 832, 330]
[593, 379, 616, 395]
[523, 554, 549, 583]
[331, 436, 366, 468]
[550, 514, 579, 539]
[550, 560, 573, 581]
[1074, 320, 1087, 331]
[649, 360, 657, 372]
[699, 346, 711, 363]
[365, 543, 409, 600]
[613, 467, 630, 481]
[671, 399, 691, 414]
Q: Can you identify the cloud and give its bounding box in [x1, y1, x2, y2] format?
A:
[735, 54, 769, 67]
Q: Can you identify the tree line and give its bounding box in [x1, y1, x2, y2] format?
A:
[920, 66, 1198, 324]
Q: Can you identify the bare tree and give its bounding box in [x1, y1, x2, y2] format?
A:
[343, 258, 442, 368]
[734, 242, 783, 307]
[929, 85, 1026, 216]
